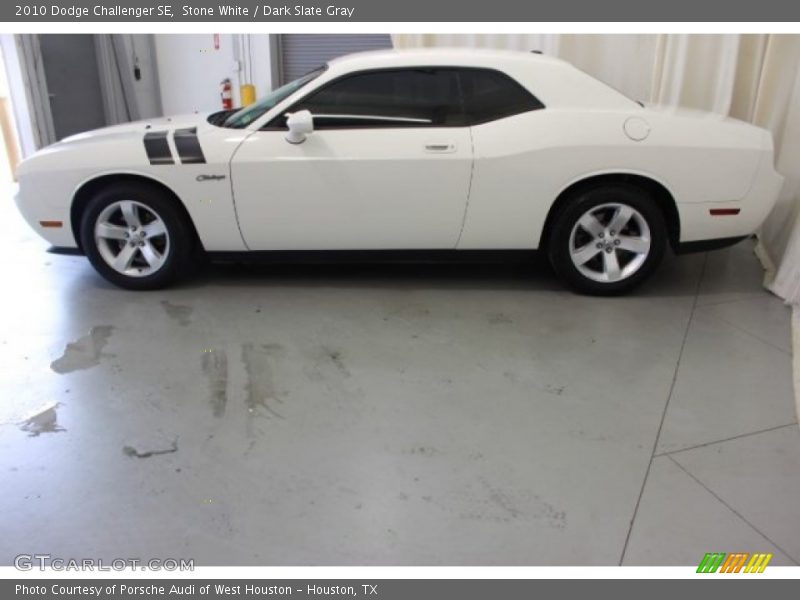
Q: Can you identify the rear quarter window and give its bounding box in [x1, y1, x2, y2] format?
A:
[458, 69, 544, 125]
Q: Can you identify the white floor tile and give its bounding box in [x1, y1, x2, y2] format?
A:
[623, 456, 793, 566]
[696, 295, 791, 355]
[670, 425, 800, 563]
[656, 312, 796, 454]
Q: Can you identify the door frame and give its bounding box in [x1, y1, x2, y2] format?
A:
[269, 34, 285, 88]
[6, 34, 150, 153]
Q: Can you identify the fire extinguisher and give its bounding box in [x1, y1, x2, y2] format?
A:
[220, 78, 233, 110]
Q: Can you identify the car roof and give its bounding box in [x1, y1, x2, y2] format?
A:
[327, 47, 568, 71]
[323, 48, 639, 111]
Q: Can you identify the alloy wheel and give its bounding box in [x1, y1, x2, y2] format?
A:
[568, 202, 651, 283]
[94, 200, 170, 277]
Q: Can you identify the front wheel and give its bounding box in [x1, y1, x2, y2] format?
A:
[80, 182, 195, 290]
[547, 185, 667, 295]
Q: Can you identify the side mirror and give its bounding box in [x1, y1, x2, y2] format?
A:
[285, 110, 314, 144]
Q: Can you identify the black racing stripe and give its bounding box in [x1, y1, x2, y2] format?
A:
[173, 127, 206, 164]
[143, 131, 174, 165]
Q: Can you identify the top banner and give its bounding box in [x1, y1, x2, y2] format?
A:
[4, 0, 800, 22]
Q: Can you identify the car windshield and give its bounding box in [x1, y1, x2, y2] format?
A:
[222, 67, 326, 129]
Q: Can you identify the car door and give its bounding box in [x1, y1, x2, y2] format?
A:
[230, 68, 473, 250]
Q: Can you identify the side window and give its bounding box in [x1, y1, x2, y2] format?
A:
[271, 69, 464, 128]
[458, 69, 544, 124]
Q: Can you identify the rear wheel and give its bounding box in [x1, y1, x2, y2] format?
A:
[547, 185, 667, 295]
[80, 182, 195, 290]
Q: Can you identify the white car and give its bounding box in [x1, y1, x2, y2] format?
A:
[15, 48, 783, 294]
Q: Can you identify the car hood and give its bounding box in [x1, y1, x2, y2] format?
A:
[17, 111, 228, 178]
[57, 112, 212, 146]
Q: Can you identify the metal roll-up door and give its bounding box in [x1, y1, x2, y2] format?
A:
[278, 34, 393, 85]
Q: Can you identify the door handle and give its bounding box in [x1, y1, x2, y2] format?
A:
[425, 143, 456, 153]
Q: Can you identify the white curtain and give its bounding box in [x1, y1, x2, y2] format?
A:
[11, 34, 57, 149]
[95, 35, 136, 125]
[393, 34, 800, 303]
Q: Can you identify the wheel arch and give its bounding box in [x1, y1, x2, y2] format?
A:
[540, 172, 681, 252]
[70, 172, 202, 251]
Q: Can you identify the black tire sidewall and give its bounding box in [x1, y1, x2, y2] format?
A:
[548, 184, 667, 295]
[80, 182, 193, 290]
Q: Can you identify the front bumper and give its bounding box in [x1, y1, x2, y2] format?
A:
[14, 181, 77, 248]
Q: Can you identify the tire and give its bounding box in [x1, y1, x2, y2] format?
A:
[547, 184, 667, 295]
[80, 181, 195, 290]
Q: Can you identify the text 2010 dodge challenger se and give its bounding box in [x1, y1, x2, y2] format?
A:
[14, 49, 783, 294]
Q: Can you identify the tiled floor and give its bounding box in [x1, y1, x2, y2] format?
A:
[623, 245, 800, 565]
[0, 193, 797, 566]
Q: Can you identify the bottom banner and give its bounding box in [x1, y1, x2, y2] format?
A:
[4, 579, 798, 600]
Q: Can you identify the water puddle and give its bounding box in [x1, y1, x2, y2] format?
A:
[122, 439, 178, 459]
[242, 343, 285, 424]
[19, 403, 65, 437]
[50, 326, 114, 374]
[161, 300, 193, 326]
[201, 348, 228, 417]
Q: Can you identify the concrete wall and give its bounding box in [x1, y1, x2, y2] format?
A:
[154, 34, 273, 116]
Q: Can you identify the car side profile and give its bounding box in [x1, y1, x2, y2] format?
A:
[14, 48, 783, 294]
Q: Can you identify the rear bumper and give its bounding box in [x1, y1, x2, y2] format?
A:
[677, 149, 784, 245]
[675, 235, 749, 254]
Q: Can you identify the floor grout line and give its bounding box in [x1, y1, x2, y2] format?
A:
[694, 293, 767, 309]
[618, 253, 708, 565]
[654, 421, 799, 458]
[790, 308, 800, 424]
[667, 455, 800, 566]
[697, 309, 792, 356]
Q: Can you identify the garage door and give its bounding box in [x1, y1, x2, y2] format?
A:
[278, 34, 393, 84]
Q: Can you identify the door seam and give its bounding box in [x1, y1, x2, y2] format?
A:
[226, 128, 256, 251]
[454, 126, 475, 248]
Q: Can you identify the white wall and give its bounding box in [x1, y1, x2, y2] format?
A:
[154, 34, 273, 116]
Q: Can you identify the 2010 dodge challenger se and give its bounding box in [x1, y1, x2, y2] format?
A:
[14, 49, 784, 294]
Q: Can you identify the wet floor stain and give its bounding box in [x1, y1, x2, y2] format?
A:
[305, 345, 351, 382]
[534, 497, 567, 530]
[201, 349, 228, 417]
[302, 345, 363, 401]
[161, 300, 194, 326]
[322, 346, 351, 377]
[406, 446, 441, 457]
[19, 403, 65, 437]
[122, 439, 178, 459]
[50, 326, 114, 374]
[487, 312, 513, 325]
[503, 371, 566, 397]
[476, 477, 523, 520]
[242, 343, 285, 426]
[420, 476, 568, 530]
